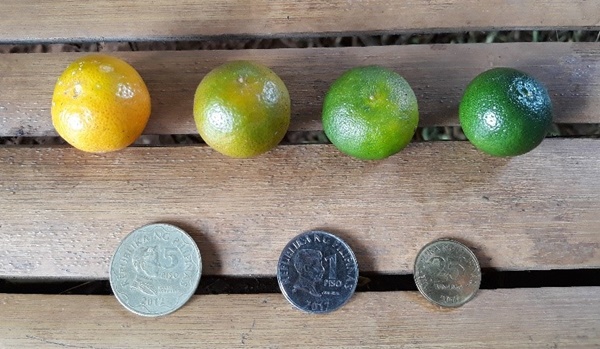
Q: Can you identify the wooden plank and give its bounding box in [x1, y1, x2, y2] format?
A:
[1, 43, 599, 138]
[0, 0, 598, 43]
[1, 287, 599, 348]
[1, 139, 599, 279]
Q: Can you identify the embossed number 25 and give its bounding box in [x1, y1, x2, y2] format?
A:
[430, 256, 463, 280]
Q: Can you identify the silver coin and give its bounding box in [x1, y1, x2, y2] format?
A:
[109, 223, 202, 317]
[414, 239, 481, 308]
[277, 230, 359, 314]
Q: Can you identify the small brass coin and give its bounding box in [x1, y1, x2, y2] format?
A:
[414, 239, 481, 308]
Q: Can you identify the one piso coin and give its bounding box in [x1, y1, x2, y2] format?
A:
[277, 230, 359, 314]
[109, 223, 202, 316]
[414, 239, 481, 308]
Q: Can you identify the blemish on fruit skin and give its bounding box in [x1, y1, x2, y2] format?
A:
[72, 84, 82, 98]
[67, 114, 83, 131]
[262, 81, 280, 105]
[116, 83, 134, 99]
[205, 102, 235, 133]
[100, 64, 114, 73]
[511, 78, 548, 111]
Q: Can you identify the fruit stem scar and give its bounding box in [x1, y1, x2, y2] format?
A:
[237, 76, 244, 84]
[519, 86, 531, 97]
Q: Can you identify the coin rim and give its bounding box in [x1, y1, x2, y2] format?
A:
[276, 230, 359, 314]
[109, 223, 202, 317]
[413, 238, 481, 308]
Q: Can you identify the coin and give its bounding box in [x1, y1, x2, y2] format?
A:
[277, 230, 359, 314]
[414, 239, 481, 308]
[109, 223, 202, 317]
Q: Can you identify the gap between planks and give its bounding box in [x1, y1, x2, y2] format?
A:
[0, 139, 599, 279]
[0, 42, 599, 137]
[0, 287, 599, 348]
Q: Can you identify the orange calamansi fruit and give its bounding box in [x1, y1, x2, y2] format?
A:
[51, 54, 151, 153]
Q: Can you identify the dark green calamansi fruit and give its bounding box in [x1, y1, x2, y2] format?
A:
[459, 67, 553, 157]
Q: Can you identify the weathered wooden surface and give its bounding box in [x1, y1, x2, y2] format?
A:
[0, 2, 597, 349]
[1, 139, 599, 279]
[1, 287, 599, 348]
[1, 43, 599, 137]
[1, 0, 599, 43]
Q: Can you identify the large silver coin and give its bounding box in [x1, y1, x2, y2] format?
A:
[109, 223, 202, 317]
[414, 239, 481, 308]
[277, 230, 359, 314]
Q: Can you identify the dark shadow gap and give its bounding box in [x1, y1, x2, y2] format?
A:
[2, 124, 600, 147]
[1, 30, 599, 51]
[1, 269, 598, 295]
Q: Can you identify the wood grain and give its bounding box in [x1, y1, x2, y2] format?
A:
[1, 287, 599, 348]
[1, 139, 599, 279]
[0, 0, 599, 43]
[1, 43, 599, 137]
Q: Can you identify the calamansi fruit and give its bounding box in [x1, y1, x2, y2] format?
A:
[459, 67, 553, 157]
[322, 66, 419, 160]
[193, 61, 291, 158]
[51, 54, 151, 153]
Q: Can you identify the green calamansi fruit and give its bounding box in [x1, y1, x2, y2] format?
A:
[459, 67, 553, 157]
[322, 66, 419, 160]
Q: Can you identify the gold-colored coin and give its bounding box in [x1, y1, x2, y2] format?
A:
[414, 239, 481, 307]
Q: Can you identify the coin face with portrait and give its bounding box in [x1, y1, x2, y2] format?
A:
[109, 223, 202, 317]
[277, 230, 359, 314]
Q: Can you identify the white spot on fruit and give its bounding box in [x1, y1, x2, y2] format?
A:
[100, 65, 114, 73]
[72, 84, 82, 98]
[483, 111, 498, 129]
[68, 116, 83, 131]
[262, 81, 279, 104]
[117, 83, 134, 99]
